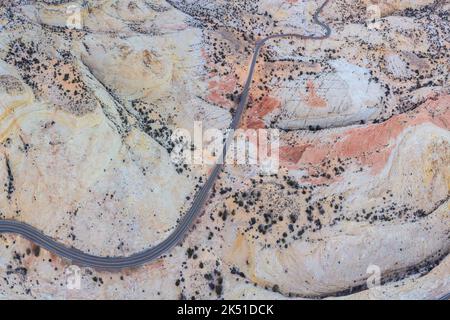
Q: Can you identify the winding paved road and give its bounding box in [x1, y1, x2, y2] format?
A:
[0, 1, 331, 270]
[0, 0, 448, 300]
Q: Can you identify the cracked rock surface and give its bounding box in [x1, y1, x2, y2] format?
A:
[0, 0, 448, 299]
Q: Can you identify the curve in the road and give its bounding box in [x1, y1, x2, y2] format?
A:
[0, 2, 333, 269]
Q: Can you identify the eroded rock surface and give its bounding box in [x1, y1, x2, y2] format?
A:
[0, 0, 448, 299]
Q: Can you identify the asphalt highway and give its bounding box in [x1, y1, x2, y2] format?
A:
[1, 1, 448, 300]
[0, 0, 331, 270]
[438, 292, 450, 300]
